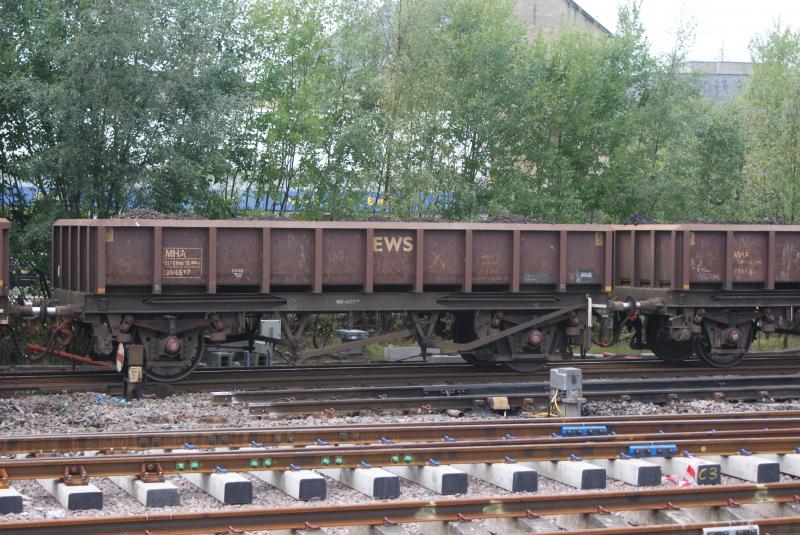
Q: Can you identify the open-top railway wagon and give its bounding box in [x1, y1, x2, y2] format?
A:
[49, 219, 613, 380]
[611, 224, 800, 368]
[13, 218, 800, 381]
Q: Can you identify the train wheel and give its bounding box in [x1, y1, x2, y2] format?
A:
[502, 360, 546, 374]
[693, 324, 751, 368]
[143, 329, 205, 382]
[452, 313, 498, 368]
[452, 313, 482, 365]
[459, 352, 498, 368]
[646, 316, 693, 363]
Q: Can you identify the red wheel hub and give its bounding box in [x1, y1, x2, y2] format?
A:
[164, 336, 182, 355]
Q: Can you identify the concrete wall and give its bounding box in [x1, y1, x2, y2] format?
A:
[513, 0, 610, 41]
[680, 61, 753, 103]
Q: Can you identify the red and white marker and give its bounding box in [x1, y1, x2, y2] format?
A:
[115, 343, 125, 372]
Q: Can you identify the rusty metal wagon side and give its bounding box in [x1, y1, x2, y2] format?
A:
[47, 219, 613, 379]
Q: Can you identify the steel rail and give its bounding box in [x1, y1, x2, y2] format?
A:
[246, 380, 800, 415]
[3, 351, 799, 378]
[4, 432, 800, 479]
[3, 354, 800, 395]
[3, 352, 797, 377]
[216, 372, 800, 405]
[0, 411, 796, 451]
[1, 482, 799, 535]
[0, 363, 533, 397]
[550, 518, 800, 535]
[4, 415, 800, 454]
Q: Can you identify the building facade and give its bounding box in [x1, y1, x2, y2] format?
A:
[512, 0, 610, 40]
[680, 61, 753, 103]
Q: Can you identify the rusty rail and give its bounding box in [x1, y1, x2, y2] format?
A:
[3, 482, 800, 534]
[4, 413, 800, 454]
[3, 353, 800, 396]
[216, 371, 800, 407]
[243, 374, 800, 415]
[4, 431, 800, 480]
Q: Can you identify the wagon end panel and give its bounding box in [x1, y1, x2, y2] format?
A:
[565, 230, 607, 291]
[614, 230, 633, 287]
[774, 231, 800, 288]
[618, 229, 677, 289]
[519, 231, 558, 290]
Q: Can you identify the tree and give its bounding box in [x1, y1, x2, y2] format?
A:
[1, 0, 787, 235]
[244, 0, 333, 216]
[342, 0, 531, 218]
[741, 24, 800, 222]
[496, 3, 657, 222]
[1, 0, 247, 218]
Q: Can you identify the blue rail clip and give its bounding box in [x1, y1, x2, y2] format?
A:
[626, 444, 678, 457]
[560, 425, 608, 437]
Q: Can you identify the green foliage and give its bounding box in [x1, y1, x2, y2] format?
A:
[12, 198, 66, 275]
[1, 0, 247, 218]
[741, 24, 800, 222]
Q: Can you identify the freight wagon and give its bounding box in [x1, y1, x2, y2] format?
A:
[610, 224, 800, 368]
[49, 219, 613, 380]
[24, 218, 800, 381]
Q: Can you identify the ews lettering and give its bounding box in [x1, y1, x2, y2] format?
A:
[373, 236, 414, 253]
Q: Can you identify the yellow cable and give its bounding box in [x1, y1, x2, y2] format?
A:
[529, 390, 562, 418]
[547, 389, 560, 417]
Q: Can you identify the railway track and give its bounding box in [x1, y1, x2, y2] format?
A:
[218, 371, 800, 416]
[217, 371, 800, 403]
[2, 352, 800, 397]
[13, 432, 800, 480]
[3, 413, 800, 533]
[3, 411, 800, 455]
[2, 483, 799, 534]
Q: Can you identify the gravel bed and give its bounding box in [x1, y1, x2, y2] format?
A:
[0, 392, 539, 435]
[1, 391, 799, 526]
[585, 398, 800, 417]
[2, 392, 800, 436]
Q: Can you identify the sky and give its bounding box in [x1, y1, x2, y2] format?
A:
[576, 0, 800, 62]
